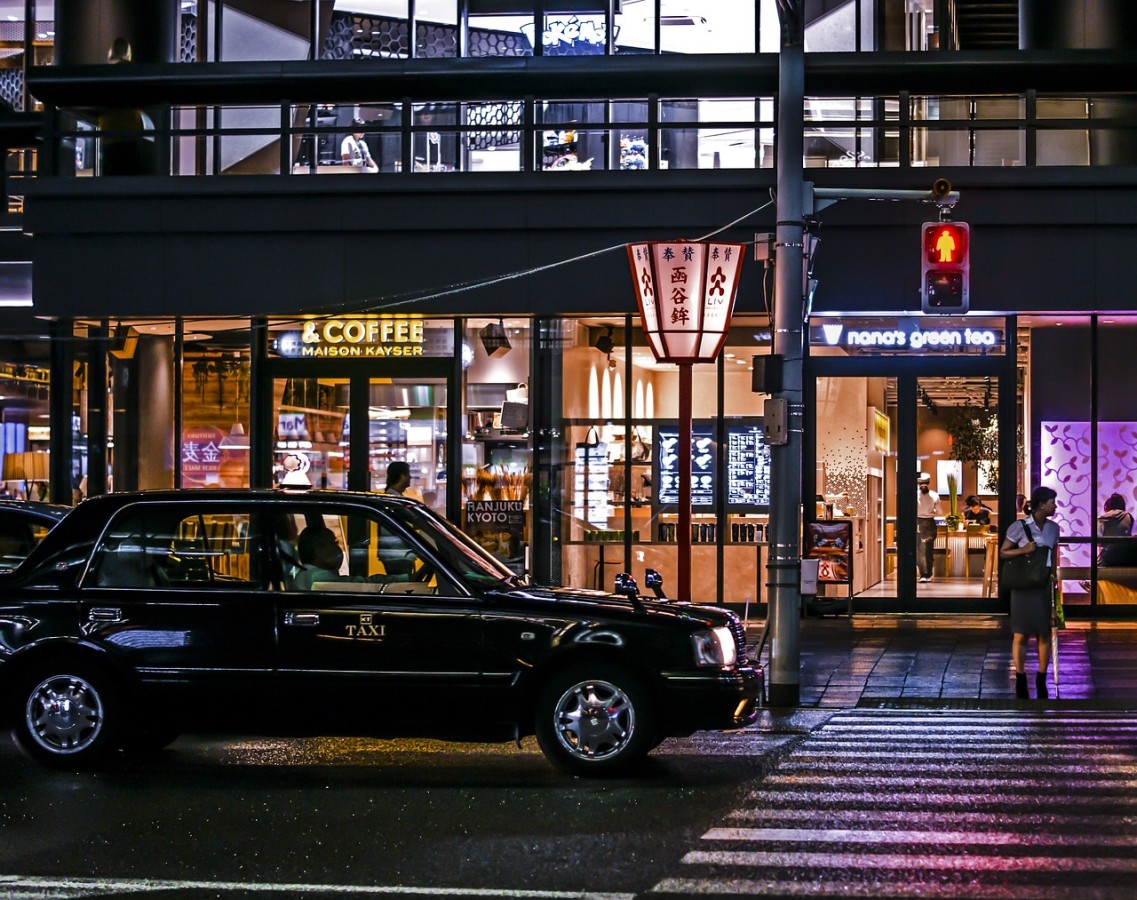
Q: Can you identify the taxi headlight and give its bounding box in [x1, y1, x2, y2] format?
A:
[691, 626, 737, 668]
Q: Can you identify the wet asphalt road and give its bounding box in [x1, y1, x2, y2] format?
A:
[4, 708, 1137, 898]
[0, 718, 813, 899]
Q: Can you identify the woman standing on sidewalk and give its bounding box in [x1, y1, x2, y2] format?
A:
[1000, 486, 1060, 699]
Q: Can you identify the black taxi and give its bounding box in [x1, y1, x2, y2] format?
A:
[0, 490, 760, 776]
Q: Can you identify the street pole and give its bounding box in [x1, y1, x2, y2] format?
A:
[767, 0, 804, 707]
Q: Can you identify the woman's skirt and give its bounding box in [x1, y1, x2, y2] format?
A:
[1011, 585, 1051, 636]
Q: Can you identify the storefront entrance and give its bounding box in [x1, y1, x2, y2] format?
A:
[261, 357, 459, 521]
[808, 330, 1018, 613]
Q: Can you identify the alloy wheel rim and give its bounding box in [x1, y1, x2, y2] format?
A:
[26, 674, 104, 754]
[553, 678, 635, 761]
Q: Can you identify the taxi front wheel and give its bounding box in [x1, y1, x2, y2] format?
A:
[11, 661, 122, 769]
[534, 662, 655, 776]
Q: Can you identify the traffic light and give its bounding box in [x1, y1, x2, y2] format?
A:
[921, 221, 969, 313]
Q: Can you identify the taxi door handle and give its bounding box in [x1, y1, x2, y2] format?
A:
[284, 612, 320, 627]
[87, 607, 123, 623]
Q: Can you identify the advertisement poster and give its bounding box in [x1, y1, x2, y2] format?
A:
[466, 499, 526, 575]
[805, 520, 853, 585]
[656, 424, 715, 508]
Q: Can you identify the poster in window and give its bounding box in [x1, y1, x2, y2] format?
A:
[805, 520, 853, 585]
[655, 423, 715, 508]
[465, 499, 526, 576]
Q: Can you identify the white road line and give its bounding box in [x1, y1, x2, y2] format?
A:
[780, 760, 1137, 775]
[744, 788, 1137, 806]
[793, 748, 1137, 759]
[680, 850, 1137, 873]
[701, 827, 1137, 846]
[724, 807, 1137, 828]
[650, 877, 1133, 898]
[763, 773, 1137, 790]
[0, 877, 633, 899]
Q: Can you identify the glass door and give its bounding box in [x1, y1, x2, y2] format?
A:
[269, 372, 449, 519]
[366, 377, 447, 516]
[813, 369, 1006, 612]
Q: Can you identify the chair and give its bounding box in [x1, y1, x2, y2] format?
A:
[982, 536, 999, 597]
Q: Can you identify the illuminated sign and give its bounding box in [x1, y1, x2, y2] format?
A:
[278, 318, 426, 358]
[817, 324, 1000, 352]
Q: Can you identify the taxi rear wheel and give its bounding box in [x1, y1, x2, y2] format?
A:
[11, 661, 122, 769]
[534, 662, 655, 776]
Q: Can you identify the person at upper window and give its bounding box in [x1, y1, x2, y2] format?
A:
[1098, 493, 1134, 538]
[292, 524, 409, 590]
[341, 118, 378, 172]
[963, 495, 991, 527]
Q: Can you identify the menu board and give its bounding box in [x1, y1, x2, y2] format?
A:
[573, 440, 610, 527]
[656, 424, 716, 508]
[726, 423, 772, 508]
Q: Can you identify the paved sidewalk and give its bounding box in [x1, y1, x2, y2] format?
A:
[748, 615, 1137, 708]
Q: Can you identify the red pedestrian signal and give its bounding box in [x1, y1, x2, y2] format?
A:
[921, 221, 969, 313]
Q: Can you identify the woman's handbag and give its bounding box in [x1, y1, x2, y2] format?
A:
[1001, 520, 1052, 590]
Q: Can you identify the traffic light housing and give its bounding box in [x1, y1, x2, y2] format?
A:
[921, 221, 969, 313]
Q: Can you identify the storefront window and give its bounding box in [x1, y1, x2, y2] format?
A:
[0, 336, 51, 502]
[1027, 318, 1092, 603]
[461, 318, 531, 575]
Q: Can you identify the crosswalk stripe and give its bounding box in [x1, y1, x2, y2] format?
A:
[702, 827, 1137, 846]
[652, 709, 1137, 895]
[744, 788, 1137, 806]
[724, 808, 1137, 828]
[650, 877, 1131, 898]
[780, 760, 1137, 775]
[679, 850, 1137, 873]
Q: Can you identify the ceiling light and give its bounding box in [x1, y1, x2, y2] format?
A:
[479, 319, 511, 357]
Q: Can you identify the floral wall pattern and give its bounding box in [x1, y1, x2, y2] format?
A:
[1042, 420, 1137, 568]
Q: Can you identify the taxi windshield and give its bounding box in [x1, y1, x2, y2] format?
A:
[387, 502, 526, 590]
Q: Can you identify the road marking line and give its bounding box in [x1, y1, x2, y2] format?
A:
[744, 788, 1137, 806]
[680, 849, 1137, 872]
[781, 760, 1137, 774]
[650, 877, 1131, 898]
[724, 807, 1137, 827]
[0, 877, 633, 899]
[763, 773, 1137, 790]
[702, 827, 1137, 846]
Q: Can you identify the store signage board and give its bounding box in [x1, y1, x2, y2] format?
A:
[726, 422, 771, 509]
[273, 317, 429, 358]
[813, 321, 1002, 355]
[656, 423, 716, 508]
[574, 441, 609, 527]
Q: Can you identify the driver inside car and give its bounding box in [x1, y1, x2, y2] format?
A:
[292, 524, 416, 590]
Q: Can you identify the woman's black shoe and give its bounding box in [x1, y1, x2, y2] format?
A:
[1015, 673, 1028, 699]
[1036, 672, 1049, 700]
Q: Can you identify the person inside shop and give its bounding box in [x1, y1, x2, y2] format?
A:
[382, 461, 412, 496]
[1000, 485, 1060, 700]
[963, 495, 992, 527]
[292, 524, 411, 590]
[341, 118, 378, 172]
[1098, 493, 1134, 538]
[916, 472, 941, 584]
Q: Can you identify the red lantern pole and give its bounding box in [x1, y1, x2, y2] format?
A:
[677, 362, 693, 603]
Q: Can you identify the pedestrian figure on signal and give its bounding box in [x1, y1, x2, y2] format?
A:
[1000, 486, 1060, 700]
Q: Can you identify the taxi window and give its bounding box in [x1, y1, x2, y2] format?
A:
[278, 505, 444, 594]
[88, 506, 262, 589]
[0, 513, 54, 571]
